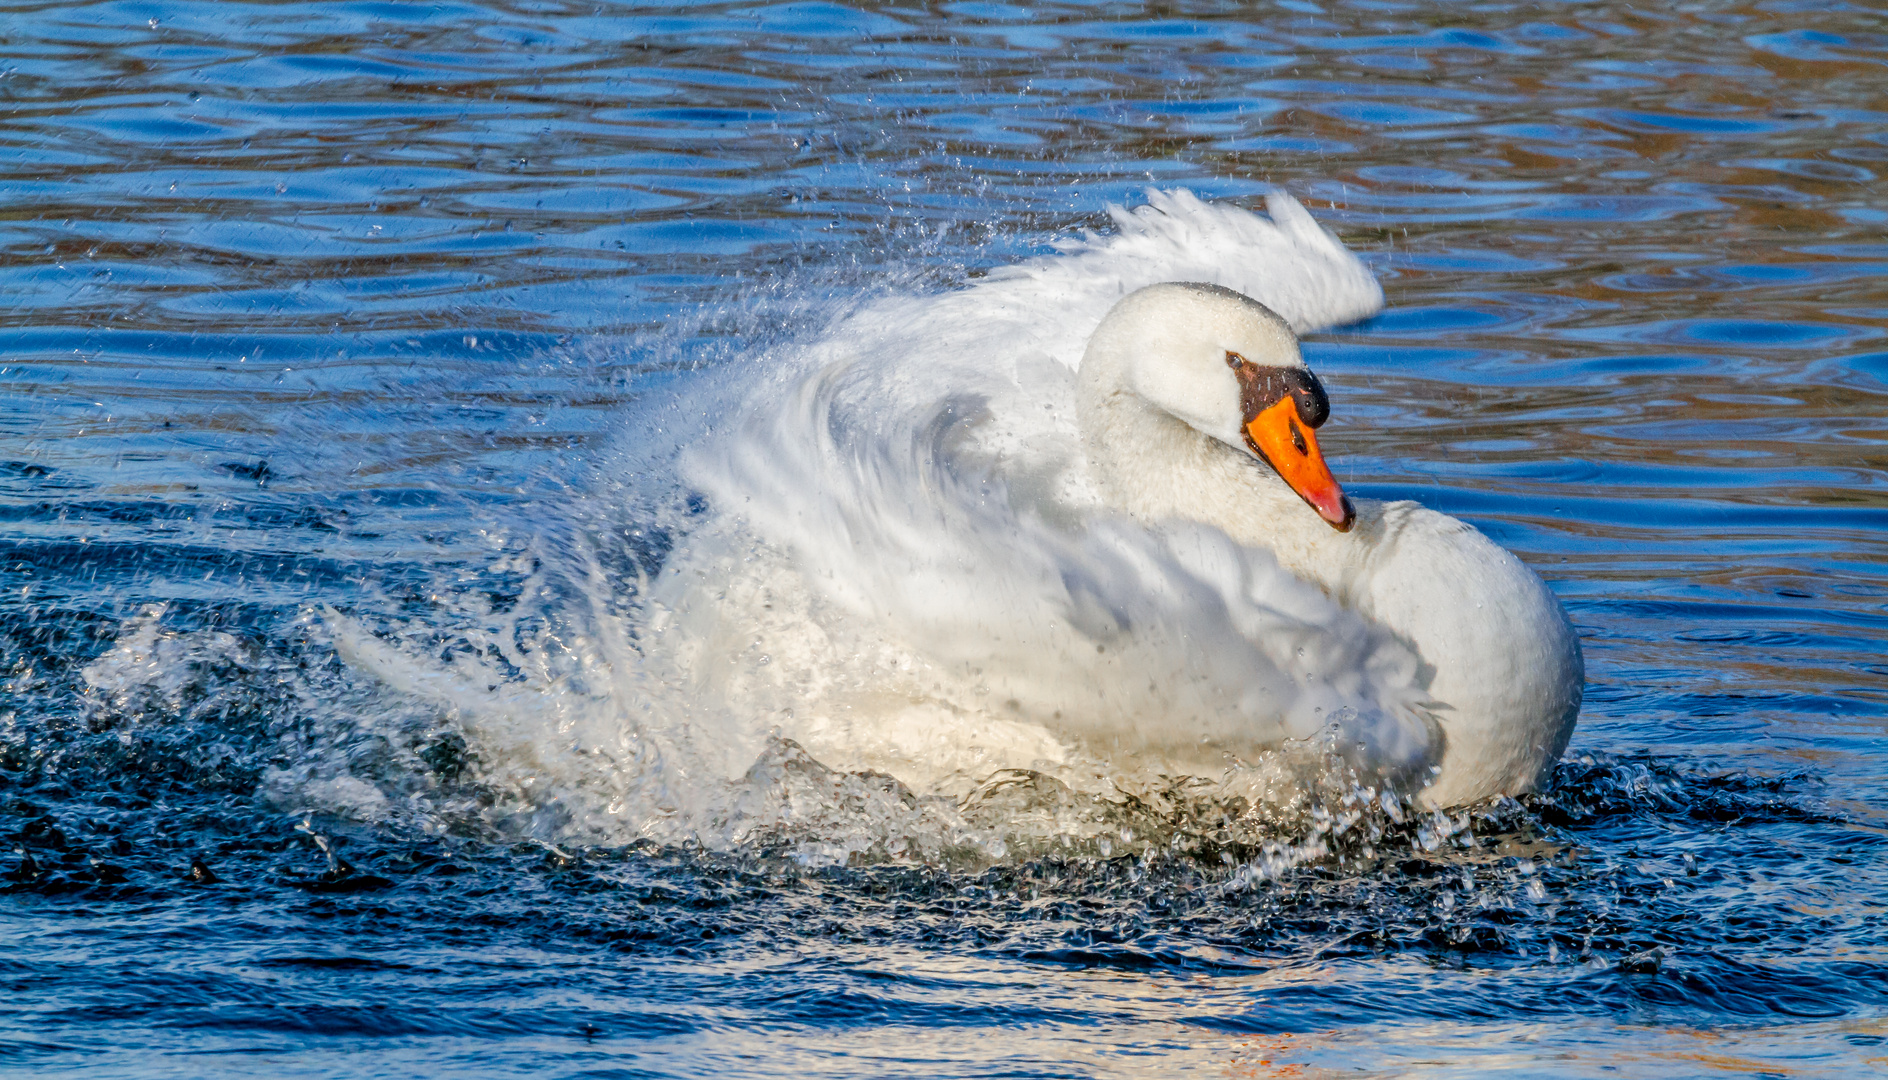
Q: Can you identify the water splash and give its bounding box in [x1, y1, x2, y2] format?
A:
[96, 190, 1450, 866]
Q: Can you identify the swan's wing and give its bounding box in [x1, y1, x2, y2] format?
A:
[676, 349, 1436, 781]
[966, 188, 1385, 369]
[800, 190, 1382, 501]
[654, 190, 1414, 787]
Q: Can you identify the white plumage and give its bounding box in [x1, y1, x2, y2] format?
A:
[327, 189, 1582, 830]
[668, 190, 1581, 805]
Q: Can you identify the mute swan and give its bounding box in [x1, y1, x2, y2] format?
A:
[1078, 282, 1583, 807]
[317, 193, 1577, 844]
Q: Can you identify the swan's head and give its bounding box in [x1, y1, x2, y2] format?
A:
[1086, 282, 1355, 531]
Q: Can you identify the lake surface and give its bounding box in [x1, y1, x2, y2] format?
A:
[4, 1, 1887, 1076]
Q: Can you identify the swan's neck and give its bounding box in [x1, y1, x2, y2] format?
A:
[1076, 375, 1362, 591]
[1072, 339, 1582, 808]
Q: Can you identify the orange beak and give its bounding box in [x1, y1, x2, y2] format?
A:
[1244, 396, 1355, 532]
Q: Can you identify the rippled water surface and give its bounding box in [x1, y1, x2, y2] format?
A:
[5, 2, 1888, 1076]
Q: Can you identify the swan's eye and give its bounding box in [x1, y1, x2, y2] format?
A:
[1226, 351, 1245, 369]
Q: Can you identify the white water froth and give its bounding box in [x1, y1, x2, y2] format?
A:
[282, 190, 1437, 857]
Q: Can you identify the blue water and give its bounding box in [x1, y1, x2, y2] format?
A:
[5, 2, 1888, 1076]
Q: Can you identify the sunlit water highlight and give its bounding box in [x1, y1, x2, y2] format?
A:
[3, 2, 1887, 1077]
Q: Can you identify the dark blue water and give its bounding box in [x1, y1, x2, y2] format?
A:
[5, 2, 1887, 1076]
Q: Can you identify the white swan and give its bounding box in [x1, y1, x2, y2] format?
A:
[649, 195, 1584, 812]
[311, 192, 1583, 845]
[1078, 281, 1583, 806]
